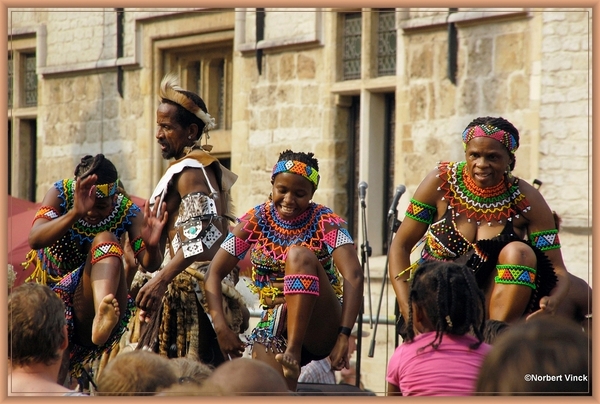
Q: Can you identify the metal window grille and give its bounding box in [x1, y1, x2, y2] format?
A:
[377, 10, 396, 76]
[24, 53, 37, 107]
[342, 13, 362, 81]
[8, 53, 13, 108]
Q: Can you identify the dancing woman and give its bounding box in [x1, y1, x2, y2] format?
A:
[26, 154, 166, 380]
[205, 150, 363, 391]
[389, 117, 569, 324]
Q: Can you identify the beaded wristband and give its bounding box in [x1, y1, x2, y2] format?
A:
[130, 236, 146, 258]
[338, 326, 352, 337]
[405, 199, 436, 225]
[91, 241, 124, 265]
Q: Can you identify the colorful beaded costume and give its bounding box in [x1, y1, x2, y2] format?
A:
[404, 161, 557, 314]
[223, 201, 353, 362]
[24, 178, 139, 285]
[23, 178, 139, 377]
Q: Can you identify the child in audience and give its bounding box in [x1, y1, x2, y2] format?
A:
[386, 261, 491, 396]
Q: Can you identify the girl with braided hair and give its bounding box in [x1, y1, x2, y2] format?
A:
[386, 261, 491, 396]
[25, 154, 167, 383]
[205, 150, 364, 392]
[390, 116, 570, 325]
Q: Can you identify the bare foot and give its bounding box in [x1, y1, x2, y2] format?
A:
[92, 294, 120, 346]
[275, 352, 300, 381]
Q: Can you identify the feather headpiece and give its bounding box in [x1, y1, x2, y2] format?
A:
[159, 73, 217, 133]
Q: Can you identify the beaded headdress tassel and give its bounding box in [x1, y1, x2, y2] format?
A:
[272, 160, 320, 189]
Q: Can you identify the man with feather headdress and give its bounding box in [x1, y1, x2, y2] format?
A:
[132, 74, 247, 365]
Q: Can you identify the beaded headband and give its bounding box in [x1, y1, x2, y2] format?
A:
[95, 181, 119, 199]
[462, 124, 518, 154]
[272, 160, 320, 189]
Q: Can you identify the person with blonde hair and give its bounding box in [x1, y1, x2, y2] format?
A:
[95, 350, 177, 395]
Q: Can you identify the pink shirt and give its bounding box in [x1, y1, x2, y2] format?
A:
[386, 331, 491, 396]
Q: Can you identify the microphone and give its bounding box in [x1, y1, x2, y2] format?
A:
[387, 185, 406, 218]
[358, 181, 368, 205]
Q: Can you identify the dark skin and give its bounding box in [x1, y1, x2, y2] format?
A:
[28, 171, 166, 379]
[135, 102, 229, 321]
[205, 171, 363, 391]
[389, 137, 570, 324]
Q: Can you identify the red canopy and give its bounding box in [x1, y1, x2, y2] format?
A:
[8, 194, 148, 288]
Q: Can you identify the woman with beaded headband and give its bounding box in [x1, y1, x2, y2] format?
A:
[25, 154, 167, 383]
[205, 150, 364, 391]
[389, 116, 570, 325]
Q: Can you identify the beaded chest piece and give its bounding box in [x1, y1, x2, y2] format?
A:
[437, 161, 531, 226]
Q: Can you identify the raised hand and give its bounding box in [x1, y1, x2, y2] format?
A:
[74, 175, 98, 217]
[140, 197, 168, 249]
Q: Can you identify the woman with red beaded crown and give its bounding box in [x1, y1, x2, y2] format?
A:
[389, 116, 570, 325]
[204, 150, 364, 392]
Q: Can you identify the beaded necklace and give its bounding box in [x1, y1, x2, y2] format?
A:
[438, 161, 530, 226]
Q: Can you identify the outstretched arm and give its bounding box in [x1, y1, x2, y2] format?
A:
[328, 243, 363, 371]
[205, 220, 251, 359]
[388, 169, 441, 321]
[521, 182, 571, 318]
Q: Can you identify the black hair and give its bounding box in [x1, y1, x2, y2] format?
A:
[276, 150, 319, 172]
[74, 154, 118, 184]
[482, 319, 510, 345]
[464, 116, 520, 171]
[406, 261, 486, 351]
[161, 90, 208, 140]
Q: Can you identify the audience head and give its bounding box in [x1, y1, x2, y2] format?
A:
[96, 350, 178, 395]
[170, 357, 213, 385]
[202, 358, 290, 395]
[9, 283, 67, 368]
[476, 316, 591, 395]
[407, 261, 486, 349]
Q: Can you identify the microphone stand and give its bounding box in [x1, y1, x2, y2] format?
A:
[356, 195, 372, 389]
[368, 208, 401, 357]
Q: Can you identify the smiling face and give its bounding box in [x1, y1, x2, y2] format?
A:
[84, 195, 115, 224]
[156, 103, 196, 160]
[271, 172, 315, 220]
[464, 137, 512, 189]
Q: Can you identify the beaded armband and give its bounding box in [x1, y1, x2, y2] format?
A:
[176, 192, 223, 259]
[130, 236, 146, 258]
[529, 229, 561, 251]
[220, 232, 251, 260]
[91, 242, 124, 265]
[33, 206, 60, 223]
[405, 199, 436, 225]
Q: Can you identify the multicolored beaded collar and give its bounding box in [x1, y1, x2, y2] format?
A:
[272, 160, 320, 189]
[437, 161, 530, 226]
